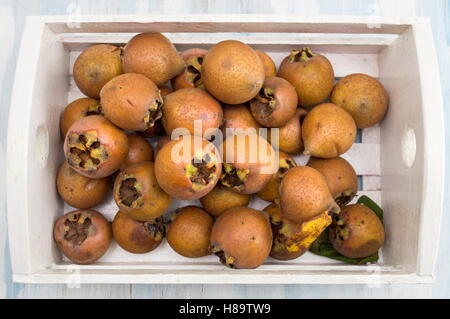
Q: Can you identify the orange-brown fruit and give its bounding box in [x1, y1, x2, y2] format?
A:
[154, 135, 172, 157]
[73, 44, 123, 99]
[112, 211, 164, 254]
[57, 161, 112, 209]
[264, 203, 332, 260]
[210, 207, 272, 269]
[155, 136, 222, 200]
[171, 48, 208, 90]
[278, 47, 334, 108]
[331, 73, 389, 128]
[100, 73, 163, 131]
[114, 161, 172, 221]
[268, 108, 307, 154]
[64, 115, 129, 179]
[60, 98, 102, 138]
[257, 152, 296, 202]
[250, 77, 298, 128]
[53, 209, 112, 264]
[329, 204, 385, 258]
[200, 184, 251, 217]
[122, 32, 185, 87]
[307, 157, 358, 206]
[121, 134, 154, 169]
[302, 103, 356, 158]
[255, 50, 277, 78]
[137, 120, 165, 138]
[221, 104, 261, 137]
[220, 134, 277, 194]
[167, 206, 213, 258]
[279, 166, 340, 224]
[162, 88, 223, 138]
[201, 40, 265, 104]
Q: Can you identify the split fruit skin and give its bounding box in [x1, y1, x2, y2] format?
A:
[279, 166, 340, 225]
[167, 206, 214, 258]
[210, 207, 273, 269]
[257, 152, 297, 202]
[264, 203, 332, 261]
[73, 44, 123, 99]
[201, 40, 265, 105]
[64, 115, 129, 179]
[200, 184, 251, 217]
[154, 136, 222, 200]
[329, 204, 385, 259]
[162, 88, 223, 138]
[221, 103, 261, 138]
[171, 48, 208, 90]
[331, 73, 389, 129]
[307, 157, 358, 207]
[114, 161, 172, 222]
[220, 134, 278, 195]
[250, 76, 298, 128]
[302, 103, 356, 158]
[112, 211, 164, 254]
[60, 98, 102, 138]
[268, 108, 307, 155]
[122, 32, 186, 87]
[57, 161, 112, 209]
[121, 134, 154, 170]
[100, 73, 163, 131]
[53, 209, 112, 265]
[278, 47, 335, 109]
[255, 50, 277, 78]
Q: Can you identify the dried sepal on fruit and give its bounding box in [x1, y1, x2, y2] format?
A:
[172, 48, 208, 90]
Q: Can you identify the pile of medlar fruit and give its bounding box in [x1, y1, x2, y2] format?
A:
[54, 32, 387, 268]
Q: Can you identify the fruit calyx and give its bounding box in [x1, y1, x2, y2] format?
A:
[220, 163, 249, 193]
[289, 47, 316, 63]
[186, 153, 218, 191]
[331, 214, 349, 241]
[277, 158, 296, 179]
[67, 131, 108, 172]
[118, 176, 143, 208]
[254, 87, 277, 118]
[63, 212, 93, 246]
[186, 56, 204, 87]
[86, 103, 102, 116]
[144, 218, 164, 240]
[211, 245, 236, 268]
[335, 190, 357, 207]
[144, 94, 163, 128]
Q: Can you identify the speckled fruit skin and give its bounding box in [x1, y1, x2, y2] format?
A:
[278, 48, 334, 109]
[60, 98, 102, 138]
[200, 184, 251, 217]
[73, 44, 123, 99]
[100, 73, 162, 131]
[302, 103, 356, 158]
[279, 166, 340, 224]
[112, 211, 164, 254]
[167, 206, 214, 258]
[53, 209, 112, 265]
[201, 40, 265, 104]
[221, 104, 261, 137]
[162, 88, 223, 138]
[64, 115, 129, 179]
[250, 76, 298, 128]
[329, 204, 385, 258]
[255, 50, 277, 78]
[171, 48, 208, 90]
[331, 73, 389, 128]
[122, 32, 185, 87]
[268, 108, 306, 154]
[121, 134, 154, 169]
[220, 134, 277, 195]
[154, 136, 222, 200]
[307, 157, 358, 206]
[210, 207, 272, 269]
[114, 161, 172, 222]
[57, 161, 112, 209]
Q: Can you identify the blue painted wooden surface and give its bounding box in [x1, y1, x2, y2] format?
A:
[0, 0, 449, 298]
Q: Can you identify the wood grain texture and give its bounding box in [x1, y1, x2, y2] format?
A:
[0, 0, 448, 298]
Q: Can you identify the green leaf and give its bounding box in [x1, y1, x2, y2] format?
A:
[357, 195, 383, 222]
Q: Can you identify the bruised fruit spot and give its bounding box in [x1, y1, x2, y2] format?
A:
[185, 153, 218, 191]
[220, 163, 249, 193]
[67, 131, 108, 172]
[186, 56, 204, 87]
[289, 47, 316, 63]
[118, 177, 143, 208]
[211, 245, 235, 268]
[335, 190, 357, 206]
[144, 94, 163, 128]
[253, 87, 277, 119]
[63, 212, 93, 246]
[144, 218, 164, 241]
